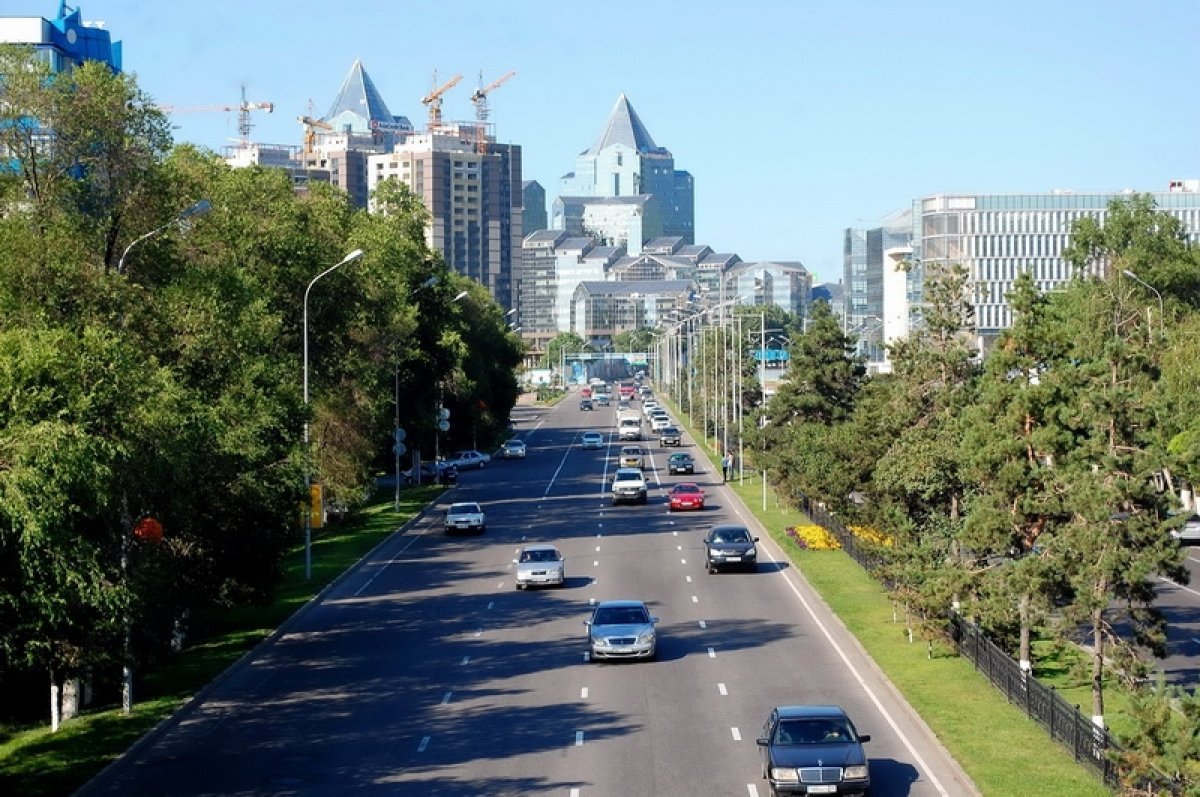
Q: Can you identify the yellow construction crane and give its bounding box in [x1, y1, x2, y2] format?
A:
[421, 72, 463, 131]
[157, 86, 273, 149]
[297, 115, 334, 155]
[469, 70, 515, 154]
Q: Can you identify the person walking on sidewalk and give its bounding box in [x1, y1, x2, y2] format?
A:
[721, 452, 732, 483]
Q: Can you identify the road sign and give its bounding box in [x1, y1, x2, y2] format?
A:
[438, 420, 450, 432]
[394, 428, 406, 442]
[393, 442, 407, 456]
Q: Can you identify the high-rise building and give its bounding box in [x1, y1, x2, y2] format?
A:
[843, 211, 912, 367]
[522, 180, 547, 234]
[368, 123, 523, 309]
[556, 94, 694, 245]
[911, 184, 1200, 344]
[0, 3, 121, 73]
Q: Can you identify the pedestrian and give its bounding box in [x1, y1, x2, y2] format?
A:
[721, 453, 732, 483]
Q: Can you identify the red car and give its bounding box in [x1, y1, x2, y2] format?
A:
[668, 483, 705, 511]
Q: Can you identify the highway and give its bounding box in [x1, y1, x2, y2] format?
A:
[1158, 550, 1200, 686]
[81, 391, 978, 796]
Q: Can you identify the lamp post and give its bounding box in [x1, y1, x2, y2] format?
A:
[1121, 270, 1164, 339]
[117, 199, 212, 274]
[302, 248, 364, 580]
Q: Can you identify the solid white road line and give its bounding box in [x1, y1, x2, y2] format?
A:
[575, 731, 585, 746]
[353, 518, 430, 596]
[1160, 575, 1200, 598]
[581, 687, 589, 699]
[544, 435, 578, 498]
[718, 683, 728, 696]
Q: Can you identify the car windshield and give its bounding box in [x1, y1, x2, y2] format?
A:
[671, 454, 691, 462]
[449, 503, 479, 514]
[774, 718, 854, 745]
[712, 528, 750, 543]
[593, 606, 649, 625]
[520, 549, 560, 563]
[674, 485, 700, 494]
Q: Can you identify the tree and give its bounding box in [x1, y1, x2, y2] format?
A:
[542, 332, 591, 372]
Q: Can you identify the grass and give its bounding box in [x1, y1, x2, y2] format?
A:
[0, 484, 443, 797]
[669, 401, 1113, 797]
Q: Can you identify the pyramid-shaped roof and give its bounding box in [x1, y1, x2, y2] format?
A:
[587, 94, 659, 155]
[324, 59, 393, 130]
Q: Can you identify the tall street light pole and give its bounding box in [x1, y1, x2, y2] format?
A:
[117, 199, 212, 274]
[302, 248, 365, 580]
[1121, 269, 1164, 339]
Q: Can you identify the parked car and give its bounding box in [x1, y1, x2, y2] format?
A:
[619, 446, 645, 469]
[402, 460, 444, 485]
[444, 501, 486, 534]
[704, 524, 759, 572]
[610, 467, 648, 505]
[659, 426, 682, 446]
[501, 439, 527, 459]
[445, 450, 490, 470]
[580, 431, 605, 450]
[585, 599, 658, 662]
[756, 705, 871, 795]
[513, 543, 565, 589]
[1170, 514, 1200, 543]
[579, 398, 594, 411]
[668, 452, 695, 475]
[668, 483, 705, 511]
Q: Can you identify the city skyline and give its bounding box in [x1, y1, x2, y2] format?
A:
[21, 0, 1200, 284]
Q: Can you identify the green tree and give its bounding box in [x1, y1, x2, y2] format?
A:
[542, 332, 591, 371]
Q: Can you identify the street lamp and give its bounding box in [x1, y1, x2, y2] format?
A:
[302, 248, 364, 580]
[1121, 270, 1164, 337]
[117, 199, 212, 274]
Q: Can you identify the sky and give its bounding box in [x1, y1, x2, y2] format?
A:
[32, 0, 1200, 284]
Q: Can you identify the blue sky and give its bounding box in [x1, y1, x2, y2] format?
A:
[44, 0, 1200, 283]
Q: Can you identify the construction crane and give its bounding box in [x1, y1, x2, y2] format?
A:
[297, 115, 334, 155]
[157, 86, 273, 149]
[470, 70, 515, 154]
[421, 72, 462, 131]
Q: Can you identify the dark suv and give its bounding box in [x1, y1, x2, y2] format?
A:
[703, 524, 759, 573]
[756, 705, 871, 795]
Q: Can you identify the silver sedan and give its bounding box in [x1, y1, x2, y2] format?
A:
[513, 544, 565, 589]
[585, 600, 658, 662]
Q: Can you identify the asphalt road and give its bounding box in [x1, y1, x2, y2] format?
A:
[1158, 548, 1200, 686]
[80, 392, 979, 796]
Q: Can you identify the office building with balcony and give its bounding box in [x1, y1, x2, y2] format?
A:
[911, 182, 1200, 346]
[556, 93, 694, 246]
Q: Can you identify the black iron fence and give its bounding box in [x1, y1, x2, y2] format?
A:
[795, 492, 1181, 795]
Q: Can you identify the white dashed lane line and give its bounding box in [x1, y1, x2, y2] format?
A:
[575, 731, 585, 746]
[718, 683, 727, 696]
[417, 736, 430, 752]
[707, 647, 716, 658]
[731, 727, 742, 741]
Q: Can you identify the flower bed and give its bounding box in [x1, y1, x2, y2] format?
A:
[785, 524, 841, 550]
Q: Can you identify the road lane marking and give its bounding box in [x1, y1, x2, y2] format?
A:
[581, 687, 589, 699]
[575, 731, 585, 746]
[596, 545, 601, 552]
[731, 727, 742, 741]
[681, 558, 688, 565]
[686, 575, 693, 583]
[677, 544, 683, 550]
[460, 655, 470, 665]
[594, 560, 599, 567]
[571, 790, 581, 797]
[698, 620, 707, 629]
[718, 683, 728, 695]
[417, 736, 430, 752]
[708, 647, 716, 657]
[692, 595, 699, 603]
[473, 628, 482, 637]
[441, 691, 452, 705]
[1159, 575, 1200, 598]
[352, 518, 429, 596]
[544, 436, 577, 498]
[747, 786, 760, 796]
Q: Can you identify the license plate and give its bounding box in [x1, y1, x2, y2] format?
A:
[725, 556, 741, 562]
[809, 787, 836, 795]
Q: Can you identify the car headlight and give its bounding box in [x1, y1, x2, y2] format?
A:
[843, 765, 869, 780]
[745, 549, 757, 558]
[770, 767, 799, 783]
[636, 631, 655, 645]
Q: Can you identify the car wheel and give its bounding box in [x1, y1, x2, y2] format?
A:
[515, 583, 524, 590]
[478, 525, 486, 534]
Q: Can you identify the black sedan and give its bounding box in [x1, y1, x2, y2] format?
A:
[703, 524, 758, 573]
[668, 452, 694, 474]
[756, 704, 871, 795]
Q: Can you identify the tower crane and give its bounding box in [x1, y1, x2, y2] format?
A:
[421, 72, 462, 131]
[469, 70, 515, 154]
[157, 86, 273, 149]
[297, 115, 334, 155]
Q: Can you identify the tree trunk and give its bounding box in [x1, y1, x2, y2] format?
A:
[49, 671, 61, 733]
[1091, 606, 1106, 727]
[1018, 592, 1032, 672]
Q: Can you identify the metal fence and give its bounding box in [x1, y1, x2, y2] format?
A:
[795, 492, 1182, 795]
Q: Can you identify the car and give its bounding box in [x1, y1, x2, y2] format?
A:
[756, 705, 871, 796]
[1170, 514, 1200, 543]
[650, 415, 671, 432]
[584, 599, 658, 662]
[579, 398, 594, 411]
[618, 417, 642, 441]
[659, 425, 682, 446]
[642, 400, 660, 418]
[446, 450, 490, 470]
[704, 524, 759, 572]
[580, 431, 605, 450]
[402, 460, 444, 485]
[444, 501, 486, 534]
[668, 483, 705, 511]
[513, 543, 565, 589]
[501, 439, 527, 459]
[617, 398, 632, 411]
[668, 452, 695, 475]
[610, 467, 648, 505]
[619, 446, 644, 469]
[595, 393, 610, 406]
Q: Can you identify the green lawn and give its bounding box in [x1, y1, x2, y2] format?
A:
[668, 398, 1113, 797]
[0, 484, 443, 797]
